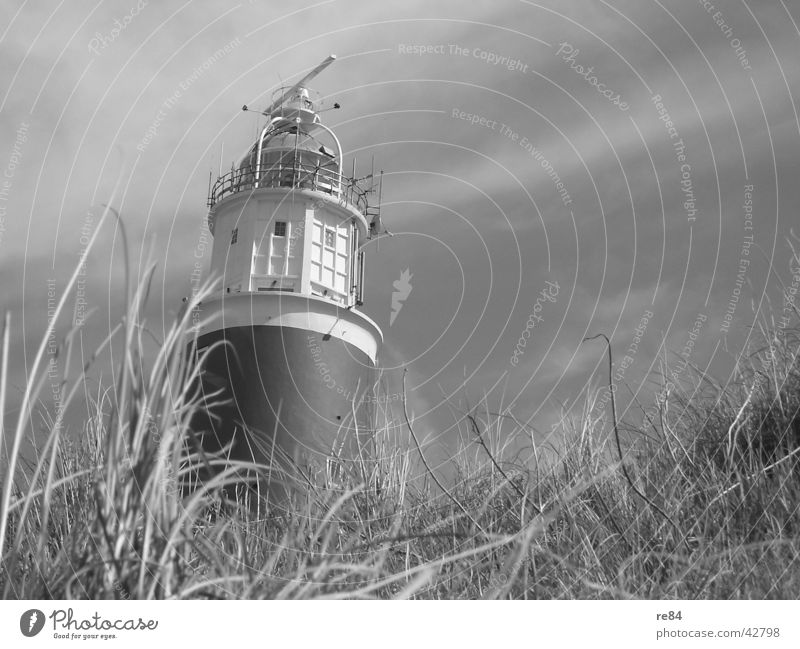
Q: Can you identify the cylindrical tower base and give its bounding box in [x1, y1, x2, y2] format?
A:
[189, 293, 382, 499]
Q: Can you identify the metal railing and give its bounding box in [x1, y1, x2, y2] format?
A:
[208, 162, 371, 213]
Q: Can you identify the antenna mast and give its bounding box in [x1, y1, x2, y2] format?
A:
[261, 54, 337, 117]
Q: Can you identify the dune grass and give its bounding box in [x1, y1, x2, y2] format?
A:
[1, 240, 799, 599]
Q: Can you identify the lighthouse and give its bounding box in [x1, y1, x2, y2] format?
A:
[191, 55, 383, 496]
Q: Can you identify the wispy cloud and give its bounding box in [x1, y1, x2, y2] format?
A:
[2, 0, 798, 446]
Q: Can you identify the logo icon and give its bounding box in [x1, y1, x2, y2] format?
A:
[20, 609, 45, 637]
[390, 268, 413, 326]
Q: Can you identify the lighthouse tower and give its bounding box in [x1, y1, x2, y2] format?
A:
[192, 55, 383, 493]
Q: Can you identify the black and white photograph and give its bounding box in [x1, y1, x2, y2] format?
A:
[1, 0, 799, 641]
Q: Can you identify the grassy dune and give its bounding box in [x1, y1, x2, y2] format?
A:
[1, 244, 799, 599]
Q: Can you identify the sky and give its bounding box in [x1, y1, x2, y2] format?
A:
[1, 0, 799, 471]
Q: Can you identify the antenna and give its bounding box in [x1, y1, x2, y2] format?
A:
[276, 71, 285, 120]
[261, 54, 337, 117]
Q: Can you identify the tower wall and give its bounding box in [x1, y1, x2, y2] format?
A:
[193, 186, 382, 498]
[208, 188, 366, 303]
[191, 67, 383, 498]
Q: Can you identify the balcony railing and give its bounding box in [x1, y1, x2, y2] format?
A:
[208, 161, 371, 213]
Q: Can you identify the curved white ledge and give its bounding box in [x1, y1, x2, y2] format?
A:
[197, 291, 383, 363]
